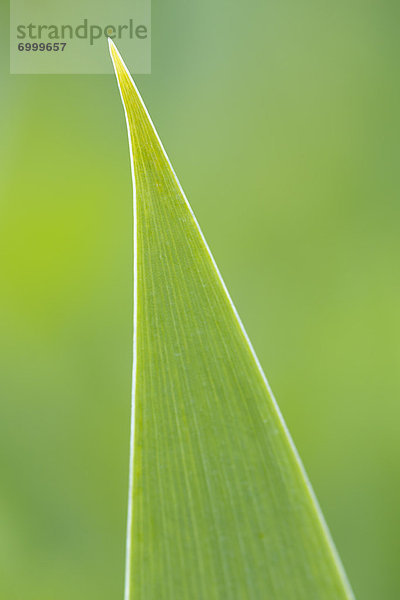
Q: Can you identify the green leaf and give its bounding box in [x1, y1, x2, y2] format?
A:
[108, 39, 354, 600]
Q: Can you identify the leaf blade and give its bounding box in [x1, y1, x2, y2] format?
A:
[109, 39, 354, 600]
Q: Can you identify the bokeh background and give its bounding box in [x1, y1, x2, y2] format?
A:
[1, 1, 400, 598]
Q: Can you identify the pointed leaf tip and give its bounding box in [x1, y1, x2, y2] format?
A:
[109, 43, 355, 600]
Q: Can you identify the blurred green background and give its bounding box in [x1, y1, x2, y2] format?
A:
[1, 1, 400, 598]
